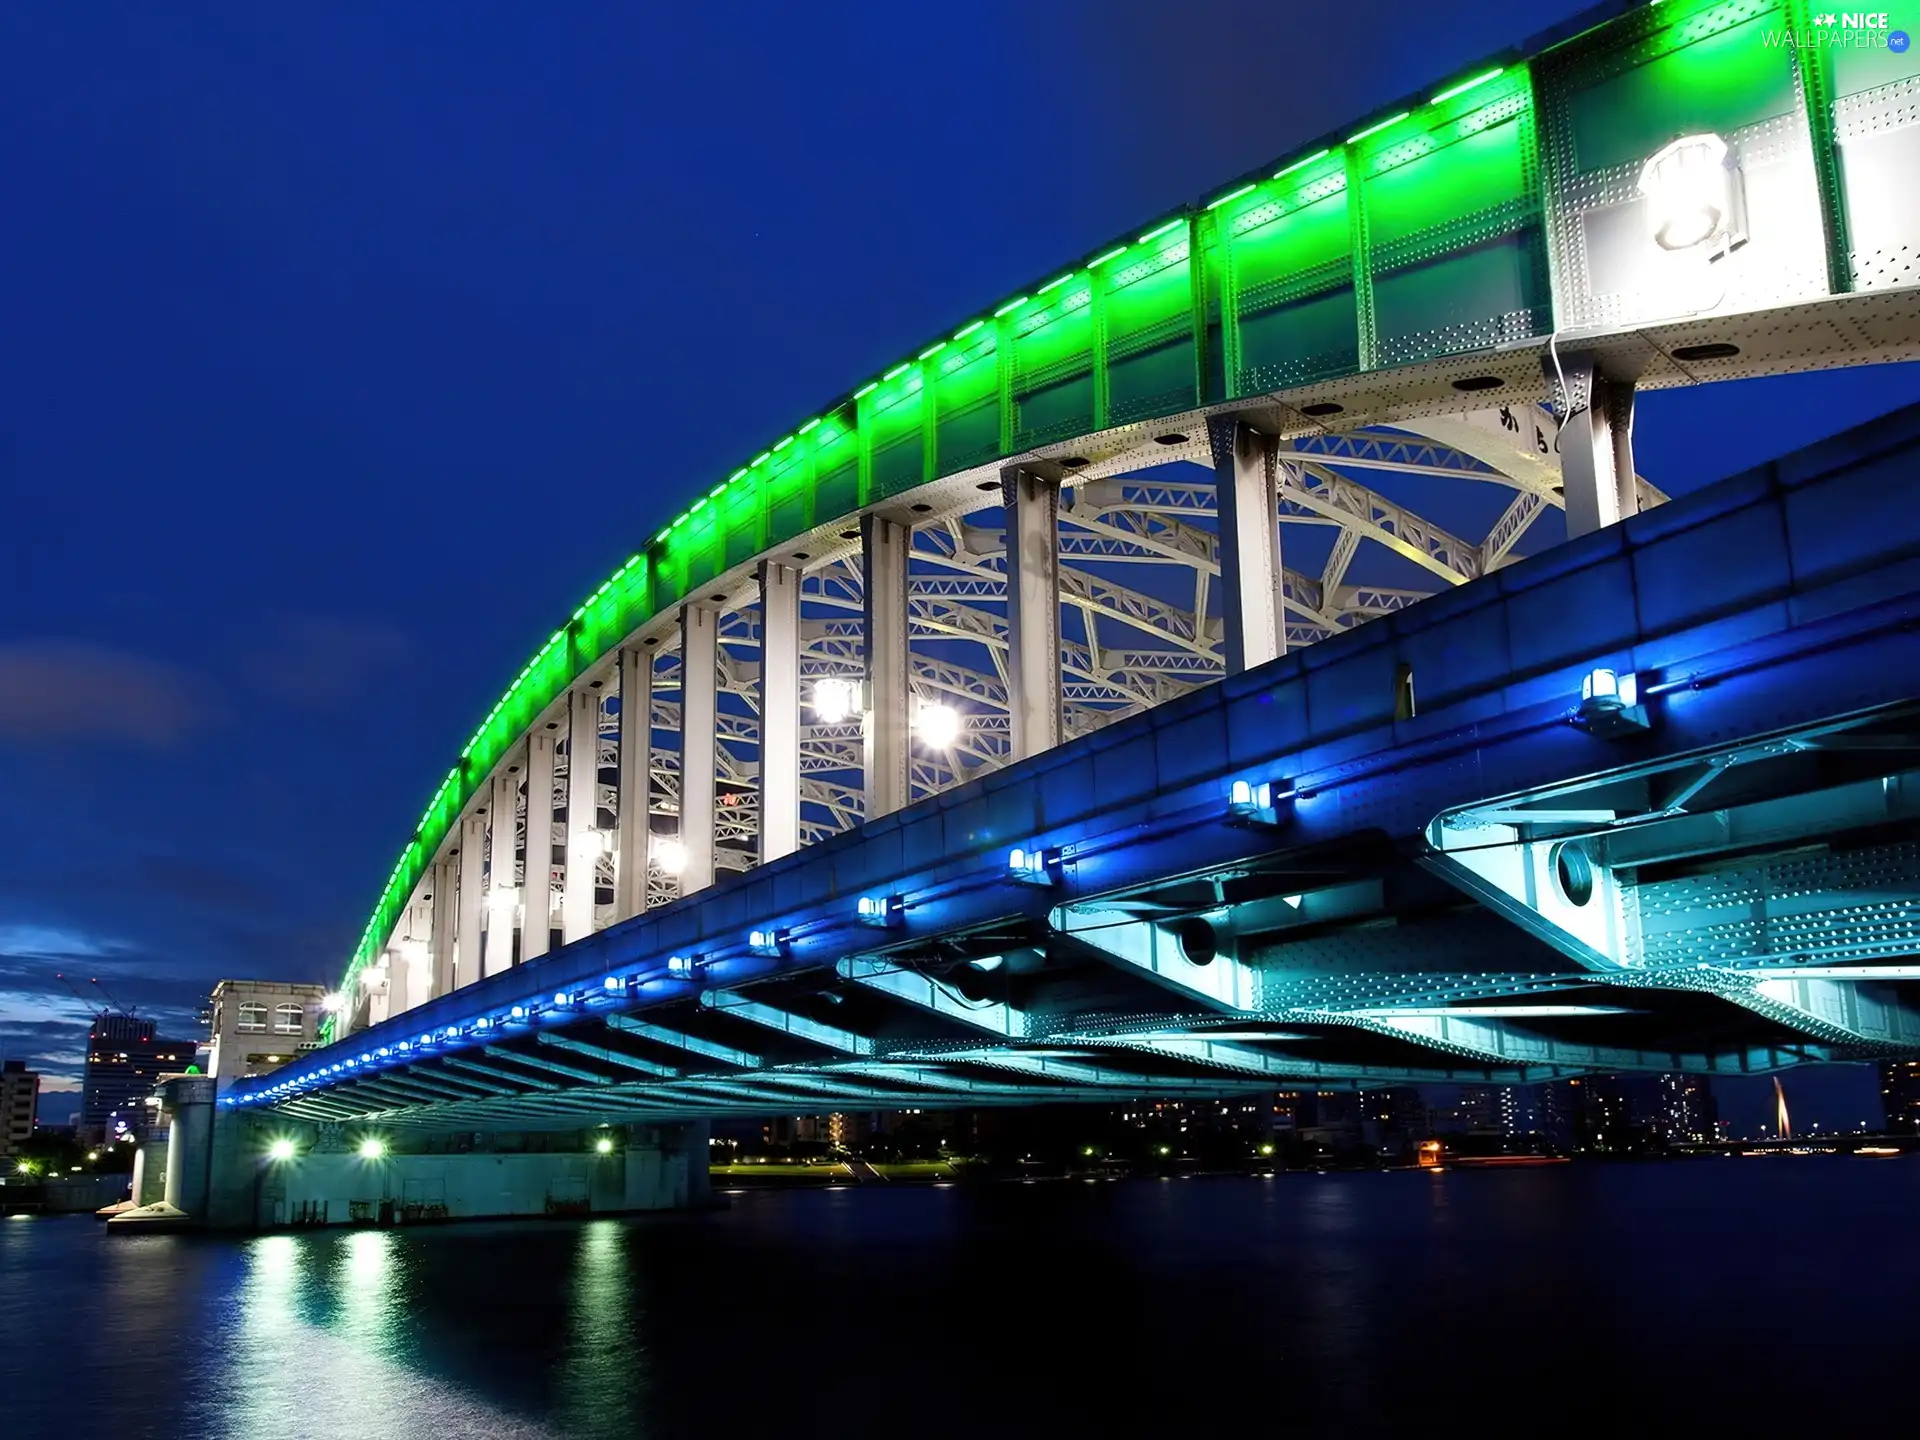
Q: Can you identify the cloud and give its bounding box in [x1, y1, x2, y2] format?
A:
[0, 640, 213, 746]
[0, 922, 129, 961]
[247, 615, 411, 707]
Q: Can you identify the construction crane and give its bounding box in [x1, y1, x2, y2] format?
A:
[52, 972, 138, 1020]
[53, 971, 104, 1018]
[88, 975, 136, 1018]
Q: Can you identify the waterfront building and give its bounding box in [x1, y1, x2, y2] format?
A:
[1654, 1074, 1717, 1143]
[204, 979, 329, 1088]
[1881, 1060, 1920, 1135]
[0, 1060, 37, 1158]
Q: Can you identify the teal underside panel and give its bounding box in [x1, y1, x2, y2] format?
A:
[938, 397, 1000, 472]
[770, 490, 809, 542]
[1373, 233, 1543, 362]
[1567, 13, 1797, 173]
[725, 518, 762, 571]
[1016, 373, 1094, 449]
[1109, 342, 1194, 424]
[815, 458, 859, 521]
[1238, 288, 1358, 394]
[871, 433, 923, 499]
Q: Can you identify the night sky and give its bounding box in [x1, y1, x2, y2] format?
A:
[4, 3, 1916, 1130]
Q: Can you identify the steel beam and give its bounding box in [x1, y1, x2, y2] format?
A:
[615, 646, 654, 922]
[1056, 908, 1260, 1011]
[1555, 355, 1638, 539]
[486, 765, 520, 977]
[1207, 417, 1284, 672]
[862, 513, 912, 818]
[522, 731, 556, 961]
[456, 812, 486, 992]
[700, 991, 875, 1056]
[537, 1030, 680, 1079]
[1002, 467, 1063, 759]
[679, 601, 721, 892]
[441, 1055, 560, 1092]
[758, 559, 803, 863]
[563, 686, 601, 942]
[837, 957, 1031, 1039]
[429, 856, 457, 1000]
[605, 1014, 762, 1068]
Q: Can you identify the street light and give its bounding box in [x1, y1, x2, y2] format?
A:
[652, 836, 688, 875]
[811, 676, 860, 725]
[268, 1138, 297, 1162]
[912, 699, 961, 749]
[358, 1138, 387, 1161]
[1638, 133, 1744, 254]
[321, 991, 347, 1014]
[595, 1137, 615, 1155]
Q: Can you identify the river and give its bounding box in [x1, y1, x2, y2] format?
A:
[3, 1158, 1915, 1438]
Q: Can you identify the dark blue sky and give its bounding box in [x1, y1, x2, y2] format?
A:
[3, 2, 1915, 1129]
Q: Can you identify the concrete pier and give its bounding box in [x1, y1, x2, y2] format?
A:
[136, 1090, 712, 1231]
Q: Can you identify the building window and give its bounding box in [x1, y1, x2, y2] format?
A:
[272, 1003, 304, 1035]
[237, 1002, 268, 1033]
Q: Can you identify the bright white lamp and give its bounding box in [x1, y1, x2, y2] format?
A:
[652, 836, 688, 875]
[1638, 133, 1740, 253]
[811, 676, 859, 725]
[912, 699, 962, 749]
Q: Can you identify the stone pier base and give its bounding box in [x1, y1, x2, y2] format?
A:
[176, 1109, 712, 1231]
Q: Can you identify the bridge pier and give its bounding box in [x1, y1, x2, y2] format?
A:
[120, 1088, 713, 1231]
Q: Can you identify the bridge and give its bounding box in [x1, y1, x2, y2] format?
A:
[145, 0, 1920, 1226]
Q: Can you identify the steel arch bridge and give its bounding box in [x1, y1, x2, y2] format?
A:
[245, 0, 1920, 1128]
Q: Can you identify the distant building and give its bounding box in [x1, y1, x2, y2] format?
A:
[1457, 1084, 1527, 1138]
[81, 1015, 200, 1142]
[1881, 1060, 1920, 1134]
[205, 980, 329, 1088]
[0, 1061, 38, 1158]
[1653, 1074, 1717, 1143]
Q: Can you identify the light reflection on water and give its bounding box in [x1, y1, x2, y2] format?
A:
[6, 1163, 1920, 1439]
[555, 1222, 643, 1438]
[207, 1229, 561, 1440]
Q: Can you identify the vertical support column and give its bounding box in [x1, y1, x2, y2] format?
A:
[757, 560, 802, 863]
[158, 1074, 216, 1219]
[485, 768, 519, 976]
[1555, 355, 1639, 540]
[457, 813, 486, 991]
[1002, 467, 1062, 760]
[430, 855, 457, 998]
[394, 899, 429, 1015]
[862, 513, 911, 820]
[563, 686, 601, 944]
[1207, 416, 1285, 673]
[679, 602, 720, 893]
[615, 647, 654, 921]
[522, 731, 556, 961]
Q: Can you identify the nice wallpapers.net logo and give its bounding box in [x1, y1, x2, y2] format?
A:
[1764, 11, 1912, 48]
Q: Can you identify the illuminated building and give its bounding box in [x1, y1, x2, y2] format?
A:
[205, 979, 329, 1087]
[80, 1015, 200, 1143]
[0, 1061, 37, 1159]
[1653, 1074, 1717, 1143]
[1880, 1061, 1920, 1135]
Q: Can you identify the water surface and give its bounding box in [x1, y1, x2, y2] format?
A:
[3, 1159, 1914, 1438]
